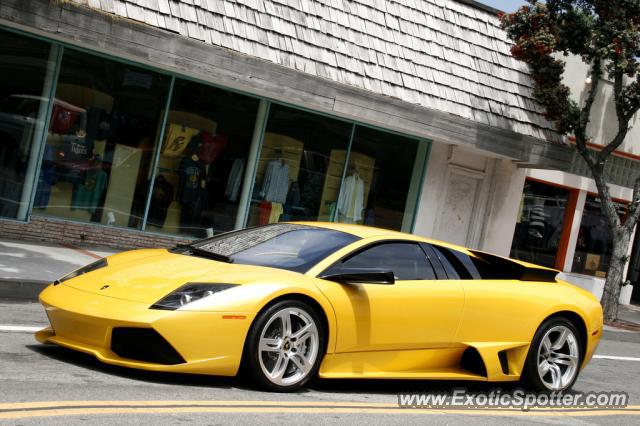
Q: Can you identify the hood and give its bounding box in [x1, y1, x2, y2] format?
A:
[62, 249, 299, 304]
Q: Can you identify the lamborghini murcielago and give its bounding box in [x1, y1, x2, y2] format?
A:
[36, 222, 603, 392]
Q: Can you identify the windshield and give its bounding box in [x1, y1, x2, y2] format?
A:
[189, 224, 360, 273]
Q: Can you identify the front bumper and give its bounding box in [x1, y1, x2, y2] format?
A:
[36, 283, 255, 376]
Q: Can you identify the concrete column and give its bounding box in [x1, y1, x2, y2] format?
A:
[412, 142, 449, 239]
[17, 44, 61, 221]
[478, 159, 526, 256]
[562, 189, 587, 271]
[234, 99, 269, 230]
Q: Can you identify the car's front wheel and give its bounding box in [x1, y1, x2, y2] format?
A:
[243, 300, 325, 392]
[522, 317, 582, 392]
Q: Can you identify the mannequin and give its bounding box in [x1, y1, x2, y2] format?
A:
[177, 143, 207, 231]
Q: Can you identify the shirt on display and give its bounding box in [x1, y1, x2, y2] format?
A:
[225, 158, 245, 202]
[62, 134, 93, 162]
[337, 174, 364, 222]
[199, 132, 227, 165]
[163, 123, 199, 157]
[72, 168, 107, 213]
[178, 156, 205, 205]
[261, 159, 289, 204]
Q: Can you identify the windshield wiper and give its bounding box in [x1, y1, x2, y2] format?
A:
[175, 244, 234, 263]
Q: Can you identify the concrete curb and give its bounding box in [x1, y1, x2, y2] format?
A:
[0, 279, 49, 301]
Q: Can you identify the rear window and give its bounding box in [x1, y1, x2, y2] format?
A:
[190, 223, 360, 273]
[432, 245, 557, 282]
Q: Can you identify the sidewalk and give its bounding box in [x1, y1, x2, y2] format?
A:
[616, 303, 640, 330]
[0, 239, 119, 299]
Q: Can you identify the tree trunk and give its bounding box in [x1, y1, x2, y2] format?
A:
[601, 227, 631, 323]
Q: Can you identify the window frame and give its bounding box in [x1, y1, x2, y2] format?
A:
[421, 243, 484, 280]
[318, 239, 439, 282]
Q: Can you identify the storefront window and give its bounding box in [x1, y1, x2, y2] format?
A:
[2, 32, 430, 235]
[147, 79, 259, 237]
[33, 49, 170, 229]
[0, 30, 54, 219]
[510, 180, 570, 268]
[247, 105, 352, 227]
[336, 126, 426, 232]
[572, 196, 627, 277]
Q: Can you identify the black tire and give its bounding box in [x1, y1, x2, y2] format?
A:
[241, 300, 326, 392]
[521, 317, 583, 392]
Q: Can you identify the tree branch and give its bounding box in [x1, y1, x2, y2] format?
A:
[597, 72, 630, 164]
[574, 59, 602, 170]
[625, 175, 640, 234]
[591, 170, 622, 230]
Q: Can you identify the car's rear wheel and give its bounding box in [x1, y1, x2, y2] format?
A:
[521, 317, 582, 392]
[243, 300, 325, 392]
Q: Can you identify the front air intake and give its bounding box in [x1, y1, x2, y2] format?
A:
[111, 327, 185, 365]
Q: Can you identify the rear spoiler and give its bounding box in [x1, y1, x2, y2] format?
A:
[469, 250, 558, 282]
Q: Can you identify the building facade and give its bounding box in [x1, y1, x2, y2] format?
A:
[0, 1, 574, 258]
[508, 56, 640, 304]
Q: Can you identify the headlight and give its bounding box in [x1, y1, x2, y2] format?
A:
[150, 283, 238, 310]
[54, 258, 108, 285]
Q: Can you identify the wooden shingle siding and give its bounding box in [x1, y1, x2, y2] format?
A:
[0, 0, 574, 168]
[61, 0, 557, 142]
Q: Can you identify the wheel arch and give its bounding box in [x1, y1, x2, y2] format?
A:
[250, 292, 334, 356]
[539, 310, 588, 361]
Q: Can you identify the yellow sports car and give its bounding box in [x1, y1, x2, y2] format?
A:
[36, 222, 603, 392]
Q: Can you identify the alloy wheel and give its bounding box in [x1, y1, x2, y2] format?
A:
[536, 325, 580, 390]
[258, 307, 319, 386]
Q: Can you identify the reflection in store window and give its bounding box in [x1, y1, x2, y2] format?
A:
[147, 79, 259, 237]
[247, 105, 352, 227]
[0, 30, 53, 219]
[33, 49, 170, 229]
[336, 127, 426, 232]
[510, 180, 569, 268]
[572, 196, 627, 277]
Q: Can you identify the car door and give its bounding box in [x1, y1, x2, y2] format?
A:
[314, 240, 465, 353]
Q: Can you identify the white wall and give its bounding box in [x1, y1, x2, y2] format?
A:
[413, 143, 524, 256]
[480, 159, 527, 256]
[564, 55, 640, 156]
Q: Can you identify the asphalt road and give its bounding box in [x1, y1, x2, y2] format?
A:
[1, 299, 639, 425]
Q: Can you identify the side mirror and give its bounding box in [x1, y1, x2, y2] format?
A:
[319, 269, 395, 285]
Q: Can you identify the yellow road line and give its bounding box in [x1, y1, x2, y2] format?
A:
[0, 402, 638, 419]
[0, 400, 398, 409]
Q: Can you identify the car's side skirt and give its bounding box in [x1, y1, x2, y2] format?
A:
[317, 343, 529, 381]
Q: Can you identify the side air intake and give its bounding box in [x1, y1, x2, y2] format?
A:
[460, 347, 487, 377]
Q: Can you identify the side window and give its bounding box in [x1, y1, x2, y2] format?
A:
[430, 246, 462, 279]
[327, 242, 436, 280]
[431, 245, 482, 280]
[420, 243, 448, 279]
